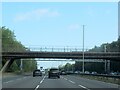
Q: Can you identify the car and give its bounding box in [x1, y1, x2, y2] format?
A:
[91, 72, 97, 74]
[33, 69, 42, 77]
[66, 71, 74, 75]
[84, 71, 90, 74]
[74, 71, 81, 74]
[48, 68, 60, 78]
[60, 71, 67, 75]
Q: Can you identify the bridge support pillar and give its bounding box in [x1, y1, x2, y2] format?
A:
[107, 60, 110, 74]
[1, 59, 14, 72]
[104, 60, 107, 73]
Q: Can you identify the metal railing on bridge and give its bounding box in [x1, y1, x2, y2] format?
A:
[28, 47, 89, 52]
[2, 46, 89, 52]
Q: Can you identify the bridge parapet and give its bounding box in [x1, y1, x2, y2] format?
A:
[28, 47, 89, 52]
[2, 46, 89, 52]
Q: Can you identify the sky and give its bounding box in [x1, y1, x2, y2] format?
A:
[2, 2, 119, 69]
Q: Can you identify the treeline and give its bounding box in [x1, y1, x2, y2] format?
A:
[89, 38, 120, 73]
[1, 26, 37, 72]
[89, 38, 120, 52]
[59, 38, 120, 73]
[59, 62, 105, 74]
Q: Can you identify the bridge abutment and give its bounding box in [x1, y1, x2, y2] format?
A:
[1, 58, 14, 72]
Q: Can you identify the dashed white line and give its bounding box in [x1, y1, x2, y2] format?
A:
[40, 75, 46, 84]
[65, 78, 68, 80]
[78, 84, 90, 90]
[62, 77, 67, 80]
[34, 75, 46, 90]
[62, 76, 90, 90]
[34, 85, 40, 90]
[68, 80, 75, 84]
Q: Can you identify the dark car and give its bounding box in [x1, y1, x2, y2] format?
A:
[48, 68, 60, 78]
[33, 69, 42, 77]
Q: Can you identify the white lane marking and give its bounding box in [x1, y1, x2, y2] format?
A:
[62, 77, 67, 80]
[34, 85, 40, 90]
[34, 76, 46, 90]
[4, 80, 13, 83]
[23, 77, 27, 79]
[40, 75, 46, 84]
[3, 76, 30, 84]
[65, 78, 67, 80]
[62, 76, 90, 90]
[78, 84, 90, 90]
[68, 80, 75, 84]
[15, 76, 28, 81]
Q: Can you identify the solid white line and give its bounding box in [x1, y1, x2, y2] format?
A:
[78, 84, 90, 90]
[3, 76, 28, 83]
[16, 76, 28, 81]
[34, 85, 40, 90]
[4, 80, 13, 83]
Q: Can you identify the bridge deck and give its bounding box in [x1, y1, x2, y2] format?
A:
[2, 51, 120, 61]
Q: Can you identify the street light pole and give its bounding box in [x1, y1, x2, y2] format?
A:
[82, 25, 85, 73]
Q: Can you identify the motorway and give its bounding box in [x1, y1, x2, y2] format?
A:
[2, 74, 120, 90]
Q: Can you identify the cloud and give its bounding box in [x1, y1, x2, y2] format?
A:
[68, 24, 80, 30]
[14, 8, 60, 22]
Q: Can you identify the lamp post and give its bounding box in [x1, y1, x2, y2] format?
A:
[82, 25, 85, 73]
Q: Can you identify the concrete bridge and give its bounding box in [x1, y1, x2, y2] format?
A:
[2, 51, 120, 60]
[1, 47, 120, 72]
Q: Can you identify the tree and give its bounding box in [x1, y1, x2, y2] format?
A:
[1, 26, 37, 72]
[74, 61, 82, 71]
[88, 39, 120, 72]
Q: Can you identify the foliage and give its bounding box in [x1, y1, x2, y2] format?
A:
[59, 63, 74, 71]
[1, 26, 37, 72]
[88, 39, 120, 72]
[89, 39, 120, 52]
[59, 39, 120, 73]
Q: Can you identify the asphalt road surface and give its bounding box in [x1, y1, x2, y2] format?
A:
[2, 74, 120, 90]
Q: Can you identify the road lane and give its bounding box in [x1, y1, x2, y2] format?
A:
[3, 76, 43, 88]
[62, 75, 119, 89]
[2, 74, 120, 90]
[38, 75, 81, 88]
